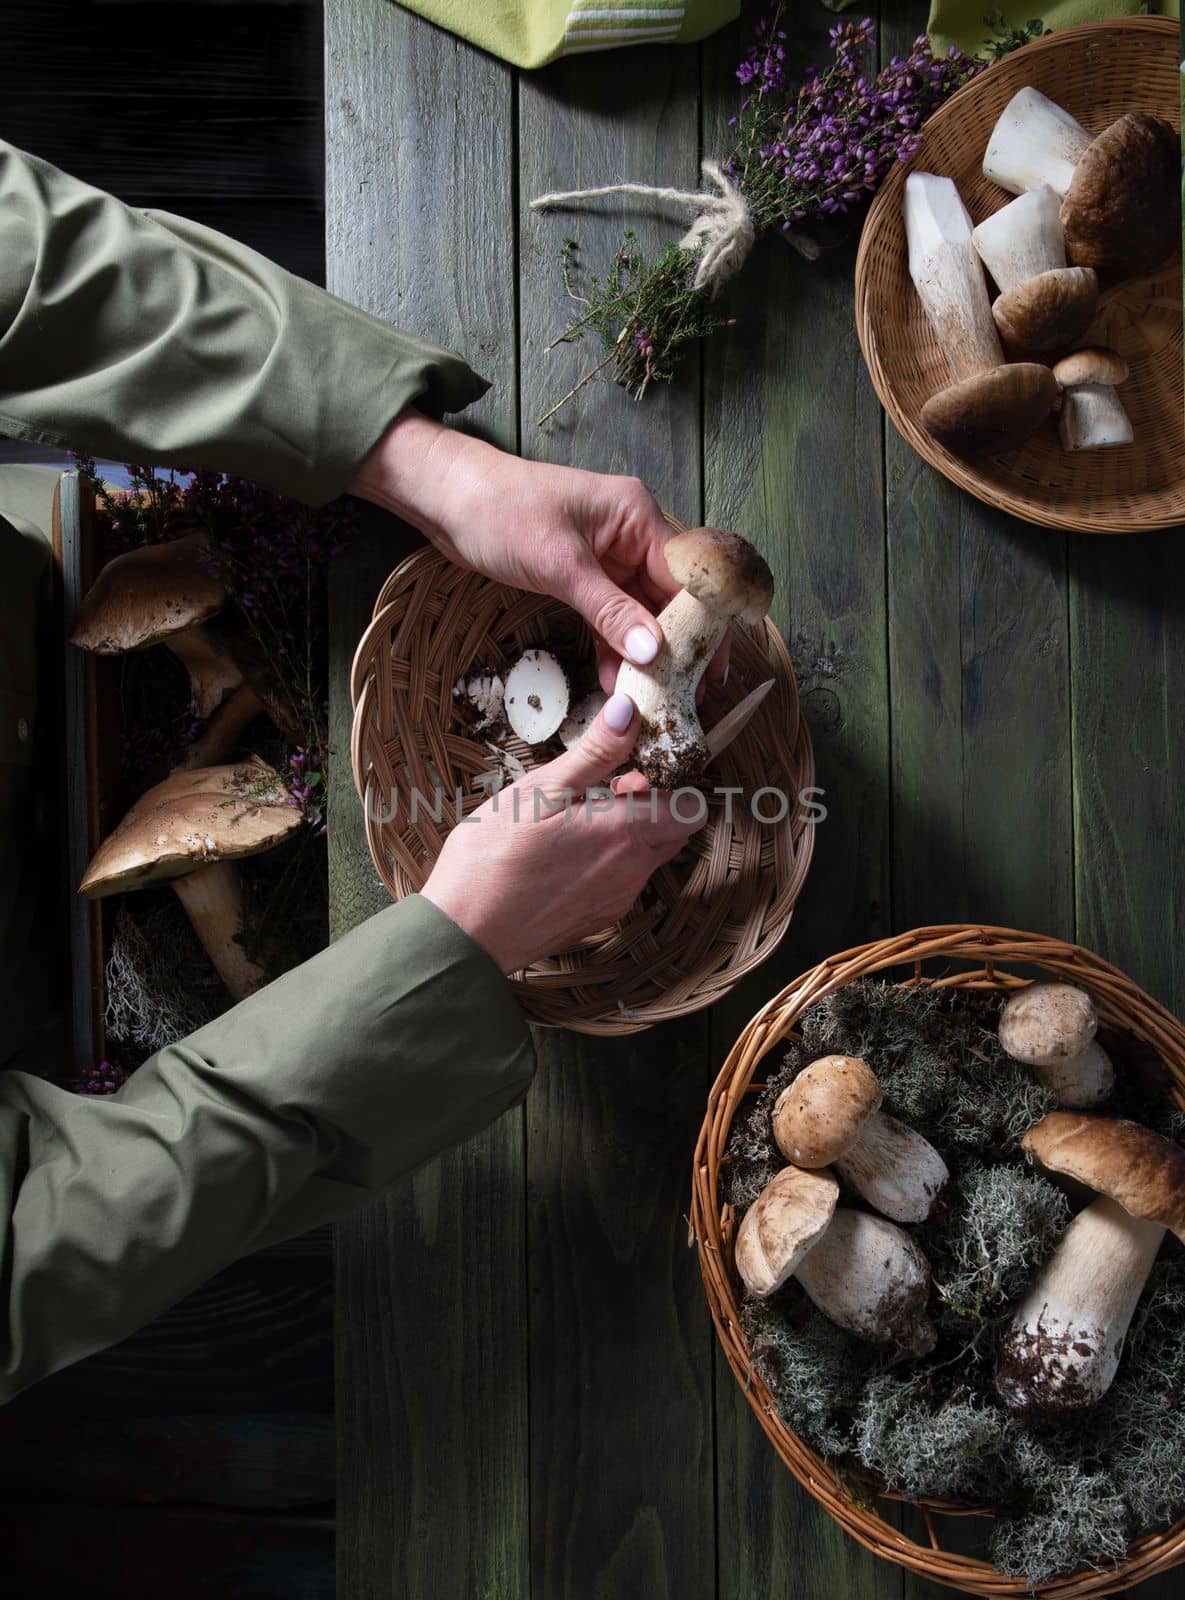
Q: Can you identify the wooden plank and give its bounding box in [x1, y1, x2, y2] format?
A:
[700, 8, 898, 1596]
[518, 43, 715, 1600]
[324, 5, 528, 1598]
[0, 1503, 333, 1599]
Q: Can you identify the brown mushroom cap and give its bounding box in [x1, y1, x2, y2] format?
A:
[1051, 347, 1130, 389]
[992, 266, 1098, 357]
[79, 757, 302, 895]
[70, 532, 226, 653]
[772, 1054, 882, 1168]
[999, 982, 1097, 1067]
[1022, 1111, 1185, 1243]
[920, 363, 1059, 454]
[664, 527, 774, 625]
[1061, 113, 1180, 280]
[733, 1165, 840, 1298]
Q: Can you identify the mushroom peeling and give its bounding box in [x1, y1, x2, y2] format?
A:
[504, 649, 570, 744]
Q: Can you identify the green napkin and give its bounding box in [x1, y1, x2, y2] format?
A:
[392, 0, 738, 69]
[927, 0, 1178, 57]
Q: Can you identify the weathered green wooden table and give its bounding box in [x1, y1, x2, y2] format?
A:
[324, 3, 1185, 1595]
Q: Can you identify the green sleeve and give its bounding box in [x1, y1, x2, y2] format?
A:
[0, 895, 535, 1403]
[0, 140, 488, 505]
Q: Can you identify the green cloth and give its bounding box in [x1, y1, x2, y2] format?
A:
[393, 0, 738, 69]
[0, 140, 536, 1403]
[927, 0, 1178, 57]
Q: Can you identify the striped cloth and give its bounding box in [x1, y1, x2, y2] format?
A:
[391, 0, 737, 68]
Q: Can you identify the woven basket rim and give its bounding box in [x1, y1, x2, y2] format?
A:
[348, 537, 816, 1034]
[691, 922, 1185, 1597]
[854, 16, 1183, 535]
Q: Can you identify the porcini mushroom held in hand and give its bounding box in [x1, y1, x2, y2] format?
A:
[906, 172, 1057, 452]
[71, 532, 241, 718]
[1052, 348, 1133, 452]
[79, 757, 303, 1000]
[735, 1166, 936, 1356]
[971, 187, 1097, 357]
[614, 526, 773, 787]
[984, 90, 1179, 281]
[996, 1111, 1185, 1421]
[998, 982, 1114, 1107]
[772, 1055, 949, 1224]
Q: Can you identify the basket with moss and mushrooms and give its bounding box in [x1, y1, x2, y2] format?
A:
[691, 926, 1185, 1596]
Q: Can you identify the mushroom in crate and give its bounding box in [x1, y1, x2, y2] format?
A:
[79, 757, 303, 1001]
[998, 982, 1114, 1106]
[997, 1111, 1185, 1420]
[1051, 348, 1133, 453]
[615, 525, 773, 788]
[983, 88, 1179, 281]
[734, 1164, 937, 1357]
[970, 187, 1097, 358]
[771, 1054, 949, 1224]
[905, 172, 1058, 453]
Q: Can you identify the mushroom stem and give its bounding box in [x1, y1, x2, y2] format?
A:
[833, 1110, 950, 1224]
[983, 87, 1093, 198]
[794, 1209, 938, 1357]
[617, 587, 719, 778]
[172, 860, 267, 1001]
[174, 683, 267, 771]
[972, 186, 1065, 291]
[1058, 384, 1134, 452]
[166, 625, 244, 719]
[996, 1194, 1163, 1420]
[905, 171, 1003, 381]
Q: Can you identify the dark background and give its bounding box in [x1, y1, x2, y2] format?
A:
[0, 3, 336, 1594]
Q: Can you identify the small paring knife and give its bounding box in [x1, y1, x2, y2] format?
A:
[704, 678, 776, 764]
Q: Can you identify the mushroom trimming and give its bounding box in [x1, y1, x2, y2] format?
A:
[734, 1164, 937, 1356]
[614, 526, 774, 787]
[905, 172, 1057, 452]
[998, 982, 1114, 1107]
[1052, 348, 1133, 453]
[772, 1054, 949, 1224]
[503, 649, 570, 744]
[996, 1111, 1185, 1421]
[983, 89, 1179, 281]
[79, 757, 303, 1000]
[70, 532, 242, 719]
[971, 187, 1097, 357]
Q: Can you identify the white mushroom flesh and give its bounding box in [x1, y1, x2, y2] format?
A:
[834, 1111, 950, 1224]
[971, 185, 1066, 291]
[1059, 384, 1134, 452]
[615, 588, 718, 782]
[504, 649, 570, 744]
[982, 87, 1093, 198]
[559, 688, 608, 749]
[1032, 1038, 1115, 1109]
[996, 1194, 1164, 1419]
[794, 1209, 937, 1356]
[905, 172, 1003, 382]
[454, 670, 506, 733]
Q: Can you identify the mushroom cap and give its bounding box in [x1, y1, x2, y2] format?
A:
[772, 1054, 882, 1168]
[998, 982, 1097, 1067]
[1061, 113, 1180, 279]
[1022, 1111, 1185, 1243]
[79, 757, 303, 897]
[920, 363, 1059, 454]
[70, 532, 226, 653]
[663, 527, 774, 625]
[992, 267, 1098, 358]
[733, 1165, 840, 1299]
[1051, 347, 1130, 389]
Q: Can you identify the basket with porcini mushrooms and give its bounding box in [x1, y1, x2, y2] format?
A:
[855, 17, 1184, 533]
[691, 926, 1185, 1596]
[350, 517, 814, 1034]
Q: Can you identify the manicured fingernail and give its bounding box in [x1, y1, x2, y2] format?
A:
[604, 692, 636, 732]
[624, 624, 659, 665]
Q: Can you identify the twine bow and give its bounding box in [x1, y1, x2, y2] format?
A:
[531, 159, 756, 296]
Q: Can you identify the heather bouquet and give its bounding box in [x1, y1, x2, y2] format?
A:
[533, 9, 1044, 420]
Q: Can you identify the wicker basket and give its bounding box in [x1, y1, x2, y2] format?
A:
[691, 924, 1185, 1596]
[855, 18, 1183, 534]
[348, 538, 815, 1034]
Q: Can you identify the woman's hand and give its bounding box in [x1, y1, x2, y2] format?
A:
[349, 408, 726, 691]
[420, 694, 704, 974]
